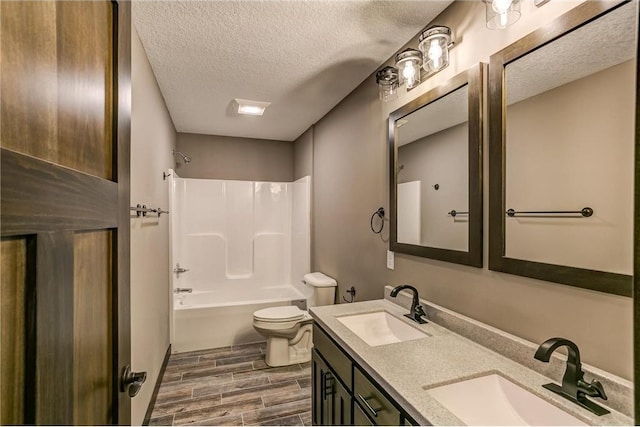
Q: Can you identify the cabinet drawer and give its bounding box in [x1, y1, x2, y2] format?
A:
[354, 367, 401, 426]
[313, 323, 352, 391]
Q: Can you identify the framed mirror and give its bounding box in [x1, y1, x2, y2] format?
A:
[488, 0, 637, 296]
[390, 64, 483, 267]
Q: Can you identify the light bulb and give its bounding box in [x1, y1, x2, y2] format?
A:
[428, 39, 443, 61]
[492, 0, 512, 14]
[402, 64, 415, 80]
[402, 64, 416, 86]
[492, 0, 512, 27]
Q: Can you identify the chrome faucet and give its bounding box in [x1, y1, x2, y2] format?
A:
[173, 288, 192, 294]
[534, 337, 609, 416]
[390, 284, 428, 324]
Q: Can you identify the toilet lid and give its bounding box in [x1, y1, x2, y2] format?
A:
[253, 306, 305, 322]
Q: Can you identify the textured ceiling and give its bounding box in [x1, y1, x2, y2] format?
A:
[133, 0, 453, 141]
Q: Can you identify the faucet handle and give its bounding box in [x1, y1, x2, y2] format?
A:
[579, 379, 608, 400]
[410, 304, 428, 324]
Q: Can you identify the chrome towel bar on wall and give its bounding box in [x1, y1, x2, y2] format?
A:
[130, 204, 169, 217]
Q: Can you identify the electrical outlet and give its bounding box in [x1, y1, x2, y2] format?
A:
[387, 250, 395, 270]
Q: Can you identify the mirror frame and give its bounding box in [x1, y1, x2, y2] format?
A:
[488, 0, 633, 297]
[389, 63, 484, 267]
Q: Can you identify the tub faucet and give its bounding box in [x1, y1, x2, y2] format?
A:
[534, 337, 609, 416]
[390, 284, 427, 324]
[174, 288, 192, 294]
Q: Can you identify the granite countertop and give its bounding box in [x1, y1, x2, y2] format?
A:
[309, 299, 632, 426]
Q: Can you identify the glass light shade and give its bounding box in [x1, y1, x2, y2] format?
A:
[395, 49, 423, 90]
[376, 66, 399, 102]
[485, 0, 521, 29]
[418, 26, 452, 76]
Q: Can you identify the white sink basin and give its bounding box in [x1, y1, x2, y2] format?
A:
[425, 373, 588, 426]
[336, 311, 429, 347]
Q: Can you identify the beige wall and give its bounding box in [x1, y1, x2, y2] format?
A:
[131, 28, 175, 424]
[302, 0, 633, 379]
[313, 77, 389, 305]
[294, 128, 313, 181]
[175, 133, 293, 182]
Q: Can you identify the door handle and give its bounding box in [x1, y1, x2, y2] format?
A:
[120, 365, 147, 397]
[322, 371, 334, 400]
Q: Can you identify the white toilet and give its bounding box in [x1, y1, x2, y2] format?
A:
[253, 272, 337, 367]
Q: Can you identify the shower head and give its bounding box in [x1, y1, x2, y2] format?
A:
[172, 150, 192, 164]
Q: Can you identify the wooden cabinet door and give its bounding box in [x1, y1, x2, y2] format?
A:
[312, 350, 334, 425]
[332, 376, 353, 426]
[0, 1, 132, 424]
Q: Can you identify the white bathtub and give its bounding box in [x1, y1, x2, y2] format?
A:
[172, 285, 307, 353]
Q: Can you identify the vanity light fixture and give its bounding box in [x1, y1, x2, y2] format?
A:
[234, 98, 271, 116]
[395, 48, 423, 90]
[483, 0, 521, 29]
[418, 26, 453, 76]
[375, 66, 399, 102]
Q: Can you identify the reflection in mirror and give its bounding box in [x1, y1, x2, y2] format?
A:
[396, 85, 469, 251]
[489, 0, 637, 295]
[390, 64, 483, 267]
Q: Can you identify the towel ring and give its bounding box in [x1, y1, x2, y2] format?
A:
[370, 207, 385, 234]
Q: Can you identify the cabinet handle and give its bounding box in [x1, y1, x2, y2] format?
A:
[322, 371, 334, 400]
[358, 393, 381, 418]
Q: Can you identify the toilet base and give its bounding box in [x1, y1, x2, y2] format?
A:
[263, 324, 313, 367]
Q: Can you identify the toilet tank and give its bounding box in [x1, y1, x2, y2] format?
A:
[303, 272, 337, 307]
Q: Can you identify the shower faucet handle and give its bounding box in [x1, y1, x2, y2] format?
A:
[174, 263, 189, 277]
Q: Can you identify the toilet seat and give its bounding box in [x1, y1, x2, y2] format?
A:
[253, 306, 305, 323]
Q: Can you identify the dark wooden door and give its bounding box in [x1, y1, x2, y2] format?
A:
[0, 1, 131, 424]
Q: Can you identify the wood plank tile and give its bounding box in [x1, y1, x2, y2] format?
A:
[154, 387, 193, 406]
[158, 373, 233, 395]
[269, 370, 310, 384]
[152, 394, 222, 418]
[242, 398, 311, 425]
[215, 353, 265, 366]
[220, 381, 299, 404]
[192, 376, 270, 399]
[231, 342, 266, 351]
[181, 361, 254, 381]
[166, 356, 199, 367]
[188, 414, 243, 426]
[199, 346, 263, 362]
[247, 414, 303, 426]
[160, 371, 183, 384]
[171, 346, 232, 360]
[173, 397, 263, 425]
[148, 414, 174, 426]
[262, 388, 311, 407]
[165, 358, 217, 375]
[232, 364, 302, 382]
[297, 378, 311, 389]
[300, 411, 312, 426]
[252, 359, 269, 369]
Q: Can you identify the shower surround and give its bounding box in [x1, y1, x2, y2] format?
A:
[168, 170, 311, 352]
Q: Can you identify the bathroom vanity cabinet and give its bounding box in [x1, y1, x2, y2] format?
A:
[312, 324, 417, 426]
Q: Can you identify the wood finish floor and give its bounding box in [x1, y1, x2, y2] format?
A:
[149, 342, 312, 426]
